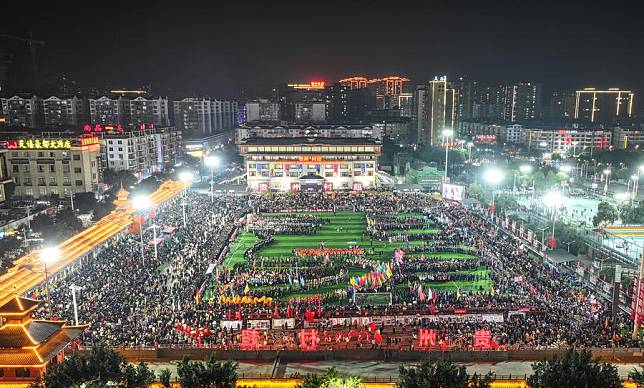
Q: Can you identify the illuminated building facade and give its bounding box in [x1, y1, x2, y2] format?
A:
[416, 77, 458, 145]
[246, 99, 280, 122]
[124, 96, 170, 127]
[240, 137, 381, 192]
[236, 124, 381, 144]
[3, 134, 102, 198]
[575, 88, 634, 123]
[173, 98, 237, 135]
[521, 128, 612, 154]
[42, 96, 87, 126]
[88, 96, 126, 126]
[339, 76, 411, 112]
[100, 126, 182, 178]
[0, 95, 42, 128]
[294, 102, 325, 123]
[504, 82, 540, 122]
[613, 126, 644, 150]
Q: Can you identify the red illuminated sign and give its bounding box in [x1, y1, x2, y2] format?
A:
[80, 136, 99, 147]
[323, 182, 334, 191]
[258, 182, 269, 192]
[298, 328, 320, 351]
[240, 329, 260, 351]
[290, 182, 302, 192]
[352, 182, 363, 191]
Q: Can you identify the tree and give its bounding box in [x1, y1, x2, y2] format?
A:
[398, 360, 491, 388]
[297, 367, 362, 388]
[158, 368, 173, 388]
[628, 366, 644, 386]
[619, 202, 644, 224]
[593, 202, 618, 226]
[122, 362, 155, 388]
[527, 349, 620, 388]
[177, 355, 237, 388]
[73, 192, 98, 213]
[29, 345, 127, 388]
[103, 169, 137, 191]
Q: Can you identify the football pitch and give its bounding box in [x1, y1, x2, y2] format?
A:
[220, 211, 490, 301]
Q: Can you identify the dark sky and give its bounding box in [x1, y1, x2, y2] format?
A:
[2, 0, 642, 99]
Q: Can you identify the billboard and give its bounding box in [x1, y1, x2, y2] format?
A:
[442, 183, 464, 201]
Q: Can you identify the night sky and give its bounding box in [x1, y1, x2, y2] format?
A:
[2, 0, 642, 101]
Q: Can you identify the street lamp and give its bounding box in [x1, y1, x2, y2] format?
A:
[483, 168, 504, 222]
[442, 129, 453, 182]
[205, 156, 220, 203]
[40, 246, 61, 318]
[543, 191, 566, 248]
[132, 195, 150, 265]
[603, 169, 611, 195]
[179, 171, 194, 228]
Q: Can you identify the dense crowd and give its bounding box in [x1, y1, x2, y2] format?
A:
[29, 190, 639, 350]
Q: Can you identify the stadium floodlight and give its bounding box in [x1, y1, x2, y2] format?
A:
[483, 168, 504, 185]
[543, 191, 565, 208]
[179, 171, 194, 182]
[131, 195, 150, 211]
[205, 155, 219, 168]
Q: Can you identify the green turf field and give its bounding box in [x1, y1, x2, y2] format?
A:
[221, 211, 491, 298]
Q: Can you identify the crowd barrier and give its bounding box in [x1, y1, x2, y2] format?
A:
[82, 346, 644, 364]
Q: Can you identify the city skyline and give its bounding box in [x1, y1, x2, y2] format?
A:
[1, 1, 641, 104]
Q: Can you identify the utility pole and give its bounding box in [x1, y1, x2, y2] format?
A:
[70, 285, 82, 325]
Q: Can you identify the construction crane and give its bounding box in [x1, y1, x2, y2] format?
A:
[0, 32, 46, 90]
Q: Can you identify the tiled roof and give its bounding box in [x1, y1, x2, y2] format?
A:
[0, 326, 35, 348]
[0, 349, 41, 367]
[0, 297, 39, 315]
[36, 327, 86, 363]
[26, 321, 66, 344]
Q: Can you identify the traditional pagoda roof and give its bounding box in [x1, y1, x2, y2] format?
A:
[113, 182, 130, 210]
[0, 297, 87, 367]
[0, 296, 39, 317]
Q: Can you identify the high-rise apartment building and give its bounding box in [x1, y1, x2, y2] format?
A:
[574, 88, 634, 123]
[0, 96, 42, 128]
[42, 96, 87, 126]
[173, 98, 237, 136]
[125, 96, 170, 127]
[416, 77, 457, 145]
[245, 99, 281, 122]
[100, 126, 182, 178]
[504, 82, 540, 122]
[453, 76, 475, 121]
[472, 84, 506, 121]
[548, 91, 576, 119]
[88, 96, 126, 126]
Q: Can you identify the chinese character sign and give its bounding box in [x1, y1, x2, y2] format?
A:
[6, 139, 71, 150]
[290, 182, 302, 192]
[418, 328, 437, 348]
[298, 328, 320, 351]
[240, 329, 260, 351]
[473, 329, 492, 349]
